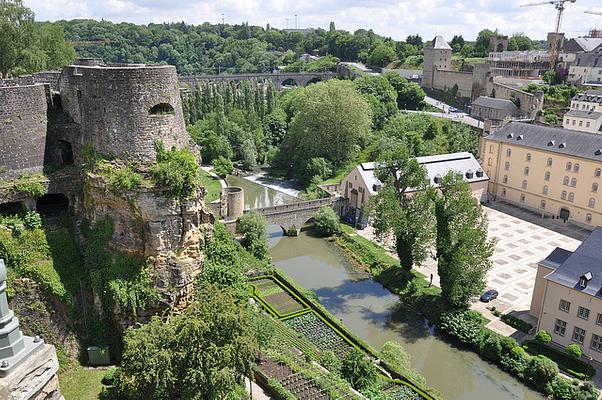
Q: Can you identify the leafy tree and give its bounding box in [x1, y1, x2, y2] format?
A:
[264, 109, 287, 146]
[474, 29, 498, 57]
[354, 75, 398, 130]
[191, 128, 233, 164]
[406, 34, 423, 48]
[525, 355, 559, 390]
[340, 348, 378, 390]
[445, 123, 479, 155]
[450, 35, 465, 52]
[367, 43, 396, 67]
[383, 71, 425, 110]
[151, 142, 200, 199]
[508, 33, 534, 51]
[113, 285, 258, 400]
[300, 157, 333, 184]
[370, 138, 435, 272]
[313, 206, 340, 236]
[280, 80, 371, 170]
[212, 156, 234, 178]
[565, 343, 583, 359]
[237, 211, 269, 260]
[329, 21, 336, 33]
[535, 330, 552, 345]
[435, 172, 493, 309]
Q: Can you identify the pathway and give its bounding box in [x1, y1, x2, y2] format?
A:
[200, 165, 227, 188]
[403, 108, 483, 129]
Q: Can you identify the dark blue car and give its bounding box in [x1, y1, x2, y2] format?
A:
[480, 289, 499, 302]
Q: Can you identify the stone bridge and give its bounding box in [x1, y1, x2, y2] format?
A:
[246, 197, 334, 235]
[179, 72, 337, 91]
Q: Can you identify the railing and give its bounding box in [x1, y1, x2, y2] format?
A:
[180, 72, 336, 80]
[249, 197, 333, 216]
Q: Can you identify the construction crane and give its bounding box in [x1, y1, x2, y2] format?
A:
[520, 0, 576, 70]
[585, 10, 602, 16]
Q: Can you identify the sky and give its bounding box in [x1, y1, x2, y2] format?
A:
[24, 0, 602, 42]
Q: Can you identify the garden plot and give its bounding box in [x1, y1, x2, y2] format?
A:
[252, 277, 307, 316]
[256, 355, 330, 400]
[284, 313, 352, 358]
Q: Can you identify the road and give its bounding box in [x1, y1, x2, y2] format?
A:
[403, 108, 483, 129]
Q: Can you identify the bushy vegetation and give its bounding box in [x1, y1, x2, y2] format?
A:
[523, 83, 579, 107]
[1, 173, 48, 197]
[340, 348, 378, 390]
[500, 313, 533, 333]
[523, 340, 595, 380]
[212, 156, 234, 178]
[106, 165, 144, 192]
[150, 141, 200, 198]
[312, 206, 340, 236]
[535, 330, 552, 344]
[237, 211, 270, 260]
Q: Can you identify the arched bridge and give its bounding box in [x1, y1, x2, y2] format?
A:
[246, 197, 334, 235]
[179, 72, 337, 91]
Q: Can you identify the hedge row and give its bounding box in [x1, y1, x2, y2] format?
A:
[523, 340, 595, 380]
[500, 314, 533, 334]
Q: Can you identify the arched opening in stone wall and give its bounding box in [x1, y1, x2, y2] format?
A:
[149, 103, 175, 116]
[496, 43, 504, 52]
[306, 77, 322, 86]
[0, 201, 26, 216]
[281, 78, 298, 89]
[36, 194, 69, 216]
[59, 140, 74, 166]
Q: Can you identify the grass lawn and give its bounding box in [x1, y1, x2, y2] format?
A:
[59, 365, 108, 400]
[199, 169, 222, 202]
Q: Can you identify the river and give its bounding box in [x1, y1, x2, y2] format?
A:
[229, 175, 543, 400]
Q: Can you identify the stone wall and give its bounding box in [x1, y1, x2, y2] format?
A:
[431, 69, 473, 98]
[0, 85, 48, 180]
[59, 64, 190, 163]
[3, 72, 61, 91]
[488, 80, 544, 118]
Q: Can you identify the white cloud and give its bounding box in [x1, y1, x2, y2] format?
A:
[24, 0, 602, 41]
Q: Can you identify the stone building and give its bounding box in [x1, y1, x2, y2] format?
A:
[421, 36, 453, 91]
[486, 51, 550, 78]
[530, 228, 602, 364]
[337, 152, 488, 221]
[567, 46, 602, 85]
[470, 96, 519, 123]
[563, 90, 602, 133]
[480, 122, 602, 228]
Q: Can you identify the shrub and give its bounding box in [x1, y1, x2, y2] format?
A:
[438, 310, 487, 349]
[500, 314, 533, 333]
[318, 350, 341, 373]
[150, 141, 200, 198]
[340, 348, 378, 390]
[525, 354, 559, 390]
[107, 165, 143, 192]
[523, 340, 595, 380]
[535, 330, 552, 345]
[565, 343, 583, 359]
[313, 206, 340, 236]
[212, 156, 234, 178]
[301, 157, 333, 184]
[237, 211, 269, 260]
[102, 367, 118, 385]
[12, 174, 47, 197]
[545, 376, 577, 400]
[23, 211, 42, 230]
[500, 346, 531, 379]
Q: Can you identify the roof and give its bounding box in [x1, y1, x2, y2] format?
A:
[486, 122, 602, 162]
[539, 247, 573, 270]
[570, 37, 602, 53]
[573, 47, 602, 68]
[564, 110, 602, 121]
[430, 36, 452, 50]
[545, 228, 602, 297]
[572, 90, 602, 104]
[472, 96, 518, 112]
[356, 152, 487, 196]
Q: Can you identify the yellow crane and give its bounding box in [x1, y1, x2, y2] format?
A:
[520, 0, 577, 70]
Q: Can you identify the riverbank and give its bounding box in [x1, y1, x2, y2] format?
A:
[242, 171, 302, 198]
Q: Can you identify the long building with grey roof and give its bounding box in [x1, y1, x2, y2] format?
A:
[531, 227, 602, 363]
[480, 122, 602, 228]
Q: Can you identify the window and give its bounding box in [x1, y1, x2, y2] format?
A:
[574, 163, 580, 173]
[593, 183, 599, 193]
[563, 176, 569, 186]
[572, 326, 586, 344]
[520, 194, 526, 203]
[506, 148, 512, 157]
[501, 188, 506, 197]
[596, 313, 602, 326]
[487, 158, 492, 166]
[559, 299, 571, 313]
[589, 198, 596, 208]
[561, 191, 567, 200]
[578, 306, 590, 320]
[554, 319, 567, 336]
[543, 185, 549, 195]
[505, 161, 510, 171]
[489, 145, 493, 153]
[573, 120, 576, 126]
[545, 171, 551, 181]
[526, 153, 532, 162]
[566, 162, 572, 171]
[596, 168, 601, 178]
[587, 213, 593, 223]
[524, 167, 530, 176]
[591, 334, 602, 352]
[569, 192, 575, 202]
[579, 121, 583, 127]
[547, 157, 553, 167]
[565, 118, 570, 125]
[540, 200, 546, 209]
[522, 180, 527, 189]
[503, 175, 508, 184]
[587, 122, 591, 128]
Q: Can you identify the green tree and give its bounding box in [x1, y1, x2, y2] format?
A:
[0, 0, 36, 76]
[525, 355, 559, 391]
[300, 157, 333, 184]
[367, 43, 396, 67]
[38, 23, 76, 70]
[114, 285, 258, 400]
[370, 139, 435, 272]
[435, 172, 493, 309]
[313, 206, 340, 236]
[340, 348, 378, 390]
[237, 211, 269, 260]
[508, 33, 534, 51]
[281, 80, 371, 170]
[212, 156, 234, 178]
[474, 29, 498, 57]
[565, 343, 583, 359]
[354, 75, 398, 130]
[450, 35, 465, 52]
[151, 142, 200, 199]
[535, 330, 552, 345]
[383, 71, 425, 110]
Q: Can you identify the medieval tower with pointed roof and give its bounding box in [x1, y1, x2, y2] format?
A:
[421, 35, 453, 89]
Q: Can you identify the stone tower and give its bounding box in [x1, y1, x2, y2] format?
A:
[422, 35, 452, 89]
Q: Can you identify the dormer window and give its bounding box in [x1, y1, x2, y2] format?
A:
[548, 140, 555, 147]
[596, 149, 602, 156]
[579, 272, 592, 288]
[516, 135, 523, 141]
[433, 174, 442, 184]
[465, 169, 474, 179]
[559, 142, 566, 149]
[372, 183, 382, 192]
[507, 133, 514, 139]
[476, 169, 484, 178]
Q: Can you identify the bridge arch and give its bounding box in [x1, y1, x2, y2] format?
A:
[305, 77, 322, 86]
[281, 78, 298, 89]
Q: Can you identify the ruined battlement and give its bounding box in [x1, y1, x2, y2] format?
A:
[0, 85, 48, 180]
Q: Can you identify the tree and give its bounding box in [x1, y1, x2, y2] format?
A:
[354, 75, 398, 130]
[329, 21, 336, 33]
[340, 348, 378, 390]
[113, 285, 259, 400]
[313, 206, 340, 236]
[370, 139, 435, 272]
[435, 172, 493, 309]
[406, 34, 423, 48]
[508, 33, 534, 51]
[212, 156, 233, 178]
[367, 43, 396, 67]
[565, 343, 583, 359]
[280, 80, 371, 170]
[450, 35, 465, 52]
[535, 330, 552, 345]
[445, 123, 479, 155]
[525, 355, 559, 391]
[237, 211, 269, 260]
[300, 157, 333, 184]
[151, 142, 200, 199]
[383, 71, 425, 110]
[474, 29, 498, 57]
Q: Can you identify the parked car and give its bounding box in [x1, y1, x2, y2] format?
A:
[448, 107, 462, 113]
[480, 289, 499, 302]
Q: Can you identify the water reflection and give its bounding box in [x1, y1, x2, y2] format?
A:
[225, 175, 298, 210]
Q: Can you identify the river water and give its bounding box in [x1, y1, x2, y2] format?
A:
[230, 176, 542, 400]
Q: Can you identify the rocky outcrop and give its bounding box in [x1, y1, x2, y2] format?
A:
[83, 173, 213, 311]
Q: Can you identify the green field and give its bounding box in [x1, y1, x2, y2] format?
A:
[199, 169, 223, 202]
[59, 366, 107, 400]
